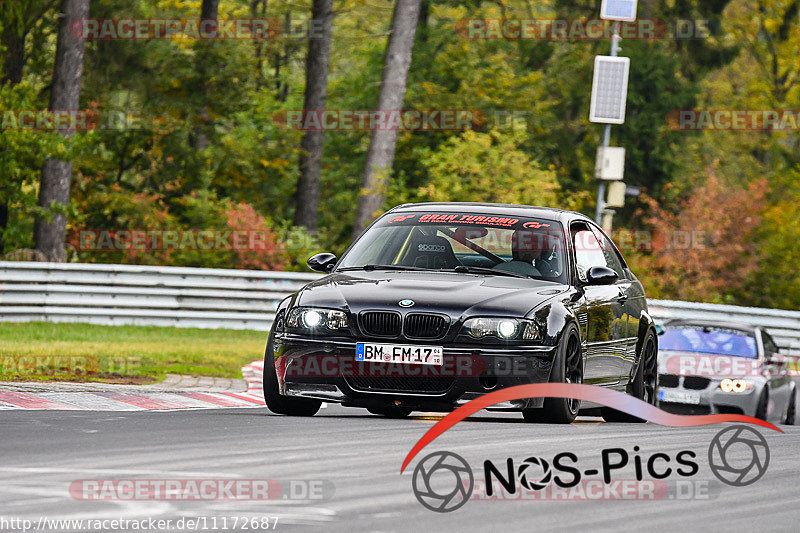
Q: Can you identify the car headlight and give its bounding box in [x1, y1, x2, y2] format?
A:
[461, 318, 541, 342]
[286, 307, 348, 333]
[719, 379, 754, 393]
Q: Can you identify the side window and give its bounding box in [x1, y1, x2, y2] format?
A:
[591, 226, 626, 279]
[762, 332, 779, 355]
[572, 226, 607, 281]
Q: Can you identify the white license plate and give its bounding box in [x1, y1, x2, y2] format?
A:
[355, 342, 443, 366]
[659, 389, 701, 405]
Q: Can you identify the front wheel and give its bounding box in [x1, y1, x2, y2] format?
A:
[522, 323, 583, 424]
[263, 332, 321, 417]
[603, 330, 658, 423]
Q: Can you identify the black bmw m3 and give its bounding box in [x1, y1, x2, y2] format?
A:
[264, 203, 659, 423]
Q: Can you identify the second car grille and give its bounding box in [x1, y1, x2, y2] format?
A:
[683, 376, 711, 390]
[660, 374, 679, 388]
[360, 312, 402, 337]
[404, 313, 448, 339]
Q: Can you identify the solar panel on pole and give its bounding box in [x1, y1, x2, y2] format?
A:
[600, 0, 638, 21]
[589, 56, 630, 124]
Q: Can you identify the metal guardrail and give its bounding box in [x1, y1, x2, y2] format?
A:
[1, 262, 799, 353]
[0, 261, 319, 330]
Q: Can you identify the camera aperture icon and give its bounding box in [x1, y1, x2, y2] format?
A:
[517, 456, 553, 491]
[412, 451, 474, 513]
[708, 425, 770, 487]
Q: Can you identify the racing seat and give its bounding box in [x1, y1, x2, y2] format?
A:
[399, 233, 460, 270]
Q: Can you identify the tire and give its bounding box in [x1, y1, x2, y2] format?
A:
[522, 323, 583, 424]
[263, 331, 321, 417]
[784, 389, 796, 426]
[602, 330, 658, 423]
[755, 390, 768, 421]
[367, 406, 412, 419]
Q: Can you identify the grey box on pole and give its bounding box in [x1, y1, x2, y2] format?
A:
[595, 146, 626, 181]
[606, 181, 628, 208]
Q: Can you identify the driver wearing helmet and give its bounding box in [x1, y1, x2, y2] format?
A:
[493, 229, 559, 279]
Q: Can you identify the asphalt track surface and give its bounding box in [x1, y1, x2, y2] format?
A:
[1, 405, 799, 532]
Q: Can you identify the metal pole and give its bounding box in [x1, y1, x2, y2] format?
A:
[594, 21, 621, 225]
[594, 123, 611, 223]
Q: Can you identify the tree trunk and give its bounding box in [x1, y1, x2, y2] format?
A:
[2, 2, 40, 254]
[34, 0, 90, 262]
[0, 27, 26, 254]
[0, 204, 8, 255]
[293, 0, 334, 232]
[1, 26, 27, 85]
[200, 0, 219, 20]
[193, 0, 220, 152]
[274, 11, 292, 102]
[418, 0, 429, 42]
[352, 0, 421, 238]
[251, 0, 268, 90]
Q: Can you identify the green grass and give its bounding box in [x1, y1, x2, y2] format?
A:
[0, 322, 267, 382]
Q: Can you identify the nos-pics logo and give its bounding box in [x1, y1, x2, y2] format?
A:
[411, 425, 770, 513]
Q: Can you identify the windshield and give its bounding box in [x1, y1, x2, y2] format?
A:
[337, 211, 568, 283]
[659, 327, 758, 358]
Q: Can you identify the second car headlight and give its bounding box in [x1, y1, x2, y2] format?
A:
[462, 317, 541, 342]
[286, 307, 348, 333]
[719, 379, 754, 393]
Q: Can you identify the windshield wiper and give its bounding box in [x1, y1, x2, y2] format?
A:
[338, 264, 433, 272]
[452, 265, 531, 279]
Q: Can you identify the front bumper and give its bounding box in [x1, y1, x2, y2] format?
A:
[658, 374, 761, 416]
[272, 334, 557, 411]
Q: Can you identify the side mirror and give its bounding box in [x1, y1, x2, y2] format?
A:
[307, 252, 337, 273]
[585, 265, 619, 286]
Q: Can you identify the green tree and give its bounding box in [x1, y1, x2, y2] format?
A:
[416, 129, 563, 207]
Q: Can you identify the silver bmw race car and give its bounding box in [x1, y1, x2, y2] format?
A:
[657, 320, 796, 425]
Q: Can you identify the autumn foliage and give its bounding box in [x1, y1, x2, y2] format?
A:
[629, 165, 767, 304]
[223, 202, 286, 271]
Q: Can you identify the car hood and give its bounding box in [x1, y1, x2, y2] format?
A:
[293, 271, 570, 318]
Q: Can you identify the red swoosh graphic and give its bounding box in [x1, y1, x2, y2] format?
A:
[400, 383, 782, 473]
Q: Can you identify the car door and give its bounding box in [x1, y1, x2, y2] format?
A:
[590, 225, 641, 381]
[571, 223, 628, 387]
